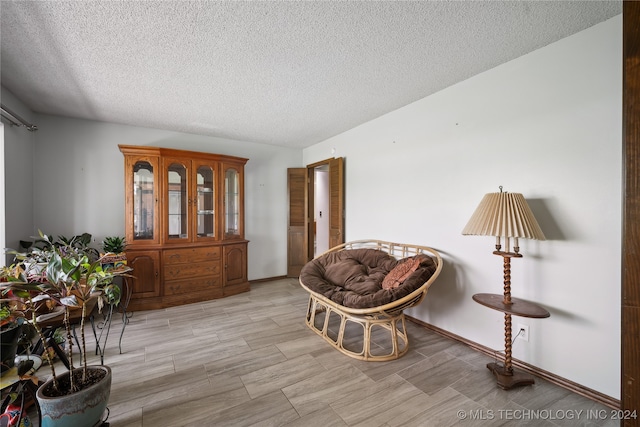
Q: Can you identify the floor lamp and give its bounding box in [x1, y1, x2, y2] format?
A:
[462, 187, 549, 389]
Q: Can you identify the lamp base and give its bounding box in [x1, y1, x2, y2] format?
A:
[486, 362, 535, 390]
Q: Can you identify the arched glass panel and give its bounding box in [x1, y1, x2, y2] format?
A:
[197, 165, 215, 237]
[133, 161, 154, 240]
[168, 163, 188, 239]
[225, 168, 239, 236]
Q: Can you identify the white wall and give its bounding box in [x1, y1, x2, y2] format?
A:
[19, 114, 301, 280]
[304, 17, 622, 399]
[1, 87, 36, 261]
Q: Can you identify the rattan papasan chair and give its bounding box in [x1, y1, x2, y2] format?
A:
[299, 240, 443, 361]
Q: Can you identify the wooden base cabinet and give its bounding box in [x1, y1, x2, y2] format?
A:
[223, 242, 249, 290]
[126, 250, 161, 300]
[120, 145, 249, 311]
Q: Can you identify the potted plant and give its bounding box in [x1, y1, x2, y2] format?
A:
[2, 231, 128, 427]
[100, 236, 127, 269]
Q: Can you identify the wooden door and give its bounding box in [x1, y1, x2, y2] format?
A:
[328, 157, 345, 249]
[622, 2, 640, 421]
[162, 157, 191, 244]
[123, 154, 160, 247]
[192, 160, 217, 242]
[223, 243, 247, 286]
[222, 163, 245, 240]
[287, 168, 306, 277]
[126, 250, 161, 299]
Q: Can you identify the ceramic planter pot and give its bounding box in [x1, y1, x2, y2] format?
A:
[36, 365, 111, 427]
[99, 252, 127, 270]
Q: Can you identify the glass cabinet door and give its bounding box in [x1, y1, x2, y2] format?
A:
[196, 165, 215, 238]
[167, 162, 188, 240]
[133, 161, 155, 241]
[224, 167, 240, 237]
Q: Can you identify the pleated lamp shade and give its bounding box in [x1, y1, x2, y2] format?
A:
[462, 191, 546, 240]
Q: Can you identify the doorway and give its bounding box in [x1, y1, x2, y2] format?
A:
[287, 157, 344, 277]
[313, 164, 330, 257]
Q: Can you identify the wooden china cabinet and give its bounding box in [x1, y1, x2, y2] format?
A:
[119, 145, 249, 311]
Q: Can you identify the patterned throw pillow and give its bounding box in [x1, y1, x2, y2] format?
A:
[382, 257, 421, 290]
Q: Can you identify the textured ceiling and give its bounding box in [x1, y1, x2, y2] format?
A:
[1, 1, 622, 148]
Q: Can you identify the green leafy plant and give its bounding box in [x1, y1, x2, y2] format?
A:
[0, 265, 26, 330]
[16, 230, 100, 266]
[101, 236, 126, 254]
[0, 303, 21, 330]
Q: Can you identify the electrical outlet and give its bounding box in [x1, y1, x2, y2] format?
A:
[517, 324, 529, 342]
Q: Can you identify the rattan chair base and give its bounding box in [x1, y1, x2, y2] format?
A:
[305, 293, 409, 362]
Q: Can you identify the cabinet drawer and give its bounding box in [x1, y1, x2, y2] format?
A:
[164, 261, 221, 281]
[165, 277, 222, 295]
[163, 246, 221, 265]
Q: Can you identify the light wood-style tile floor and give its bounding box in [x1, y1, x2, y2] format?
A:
[40, 278, 617, 426]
